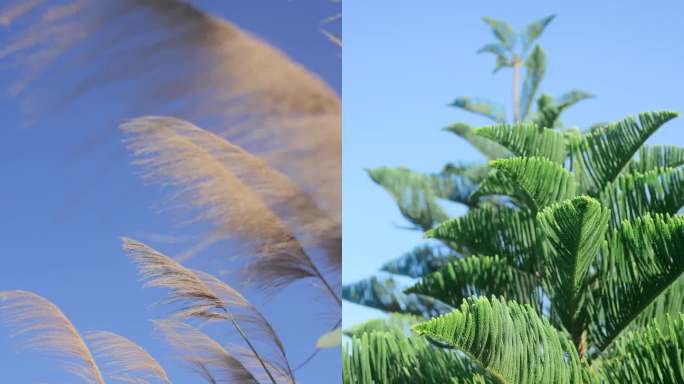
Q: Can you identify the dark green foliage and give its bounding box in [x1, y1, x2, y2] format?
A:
[444, 123, 511, 159]
[533, 91, 594, 129]
[600, 166, 684, 226]
[628, 145, 684, 172]
[426, 206, 538, 265]
[413, 297, 588, 384]
[344, 14, 684, 383]
[597, 315, 684, 383]
[341, 276, 451, 318]
[405, 255, 540, 310]
[537, 197, 610, 342]
[380, 246, 457, 278]
[367, 166, 482, 230]
[570, 110, 679, 194]
[343, 331, 487, 384]
[589, 213, 684, 351]
[474, 122, 566, 163]
[471, 157, 576, 212]
[366, 167, 450, 230]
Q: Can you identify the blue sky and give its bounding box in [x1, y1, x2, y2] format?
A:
[343, 1, 684, 328]
[0, 1, 339, 383]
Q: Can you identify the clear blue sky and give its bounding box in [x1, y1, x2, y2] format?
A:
[343, 1, 684, 328]
[0, 1, 340, 383]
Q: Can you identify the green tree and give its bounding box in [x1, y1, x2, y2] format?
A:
[343, 14, 588, 322]
[343, 16, 684, 384]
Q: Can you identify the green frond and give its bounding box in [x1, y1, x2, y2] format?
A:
[627, 145, 684, 172]
[477, 43, 508, 57]
[521, 15, 555, 52]
[471, 157, 576, 213]
[449, 98, 506, 123]
[367, 167, 451, 230]
[380, 245, 458, 278]
[531, 94, 562, 129]
[413, 297, 588, 384]
[477, 43, 512, 73]
[537, 197, 610, 341]
[442, 162, 491, 182]
[482, 17, 516, 52]
[520, 45, 547, 121]
[570, 110, 679, 194]
[343, 331, 487, 384]
[596, 315, 684, 383]
[589, 213, 684, 351]
[584, 122, 607, 134]
[600, 167, 684, 226]
[342, 276, 451, 318]
[426, 206, 538, 265]
[532, 90, 594, 129]
[474, 122, 566, 163]
[432, 170, 487, 204]
[343, 314, 422, 338]
[406, 255, 541, 311]
[556, 90, 594, 109]
[444, 123, 511, 160]
[632, 278, 684, 333]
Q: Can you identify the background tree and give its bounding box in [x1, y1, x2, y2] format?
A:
[343, 15, 684, 383]
[343, 14, 589, 322]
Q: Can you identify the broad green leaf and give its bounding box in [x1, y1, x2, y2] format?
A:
[343, 331, 487, 384]
[413, 297, 587, 384]
[449, 98, 506, 122]
[474, 122, 566, 163]
[520, 45, 546, 121]
[627, 145, 684, 172]
[426, 206, 538, 265]
[316, 327, 341, 348]
[445, 122, 511, 159]
[596, 315, 684, 383]
[406, 255, 540, 311]
[589, 213, 684, 351]
[600, 167, 684, 226]
[537, 197, 610, 342]
[521, 15, 555, 52]
[471, 157, 576, 213]
[570, 111, 679, 194]
[380, 245, 457, 278]
[341, 276, 451, 318]
[482, 17, 516, 52]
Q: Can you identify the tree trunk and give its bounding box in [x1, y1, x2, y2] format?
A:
[512, 58, 521, 123]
